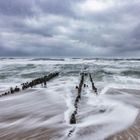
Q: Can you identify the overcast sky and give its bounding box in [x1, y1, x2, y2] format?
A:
[0, 0, 140, 57]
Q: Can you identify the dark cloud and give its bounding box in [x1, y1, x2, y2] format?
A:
[0, 0, 140, 57]
[36, 0, 74, 17]
[0, 0, 34, 16]
[0, 45, 30, 56]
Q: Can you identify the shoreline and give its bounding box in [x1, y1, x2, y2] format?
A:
[105, 88, 140, 140]
[0, 87, 140, 140]
[106, 112, 140, 140]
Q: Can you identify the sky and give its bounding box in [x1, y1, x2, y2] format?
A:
[0, 0, 140, 57]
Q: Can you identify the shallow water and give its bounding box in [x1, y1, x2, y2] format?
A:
[0, 58, 140, 140]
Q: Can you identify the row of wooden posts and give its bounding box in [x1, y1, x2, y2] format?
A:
[68, 73, 85, 137]
[68, 73, 98, 137]
[70, 73, 85, 125]
[0, 71, 98, 137]
[0, 72, 59, 98]
[69, 73, 98, 125]
[89, 73, 98, 95]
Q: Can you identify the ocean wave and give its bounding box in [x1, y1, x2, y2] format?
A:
[21, 71, 49, 78]
[83, 58, 140, 61]
[121, 70, 140, 77]
[0, 71, 19, 80]
[30, 58, 65, 61]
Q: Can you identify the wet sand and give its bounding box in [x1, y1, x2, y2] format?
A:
[0, 88, 65, 139]
[105, 88, 140, 140]
[106, 113, 140, 140]
[0, 86, 140, 140]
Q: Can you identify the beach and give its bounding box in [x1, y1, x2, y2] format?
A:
[0, 58, 140, 140]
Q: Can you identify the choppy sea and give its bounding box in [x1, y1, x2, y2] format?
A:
[0, 58, 140, 140]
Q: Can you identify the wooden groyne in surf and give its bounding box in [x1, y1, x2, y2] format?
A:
[68, 73, 85, 137]
[89, 73, 98, 95]
[0, 72, 59, 98]
[70, 73, 84, 124]
[68, 73, 99, 137]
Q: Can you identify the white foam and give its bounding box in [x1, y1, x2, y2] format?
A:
[114, 75, 140, 84]
[0, 58, 140, 139]
[71, 89, 138, 140]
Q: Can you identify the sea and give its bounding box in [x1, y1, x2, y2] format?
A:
[0, 58, 140, 140]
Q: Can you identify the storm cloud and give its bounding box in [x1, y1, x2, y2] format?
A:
[0, 0, 140, 57]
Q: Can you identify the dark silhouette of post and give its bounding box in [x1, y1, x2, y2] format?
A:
[0, 72, 59, 98]
[70, 73, 84, 125]
[89, 73, 98, 95]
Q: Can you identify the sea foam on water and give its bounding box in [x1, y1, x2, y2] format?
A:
[0, 58, 140, 139]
